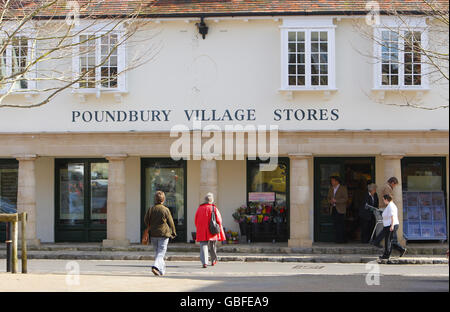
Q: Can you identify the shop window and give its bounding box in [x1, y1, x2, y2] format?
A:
[0, 160, 18, 242]
[401, 157, 447, 241]
[240, 158, 289, 243]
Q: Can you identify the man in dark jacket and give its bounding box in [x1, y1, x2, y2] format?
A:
[360, 183, 378, 244]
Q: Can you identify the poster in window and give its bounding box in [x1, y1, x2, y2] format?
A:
[432, 192, 444, 206]
[434, 222, 447, 238]
[419, 192, 432, 208]
[407, 206, 419, 221]
[433, 206, 445, 221]
[406, 192, 418, 207]
[421, 222, 433, 238]
[420, 206, 432, 221]
[408, 222, 421, 237]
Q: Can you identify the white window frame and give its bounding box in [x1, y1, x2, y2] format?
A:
[373, 17, 429, 90]
[0, 34, 37, 93]
[280, 18, 336, 91]
[72, 23, 127, 94]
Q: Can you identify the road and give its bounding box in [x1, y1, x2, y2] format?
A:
[0, 259, 448, 292]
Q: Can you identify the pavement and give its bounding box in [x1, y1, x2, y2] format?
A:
[0, 242, 448, 264]
[0, 259, 448, 292]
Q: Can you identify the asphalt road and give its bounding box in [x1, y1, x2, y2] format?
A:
[0, 259, 448, 292]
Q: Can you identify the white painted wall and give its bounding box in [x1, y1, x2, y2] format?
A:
[0, 18, 448, 133]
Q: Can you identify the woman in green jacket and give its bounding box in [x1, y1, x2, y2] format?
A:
[144, 191, 177, 276]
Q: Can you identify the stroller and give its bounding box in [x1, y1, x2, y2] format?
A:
[365, 203, 384, 242]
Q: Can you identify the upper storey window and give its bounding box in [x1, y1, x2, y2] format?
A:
[281, 18, 336, 91]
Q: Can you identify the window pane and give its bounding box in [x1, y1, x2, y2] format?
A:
[297, 75, 305, 86]
[297, 65, 305, 75]
[413, 75, 422, 85]
[320, 32, 328, 41]
[320, 76, 328, 85]
[320, 65, 328, 75]
[320, 53, 328, 63]
[297, 32, 305, 41]
[311, 75, 319, 85]
[320, 43, 328, 52]
[288, 32, 296, 42]
[288, 43, 296, 53]
[391, 75, 398, 85]
[405, 75, 412, 85]
[311, 32, 319, 41]
[289, 65, 296, 75]
[297, 43, 305, 52]
[289, 54, 296, 63]
[311, 54, 319, 64]
[311, 64, 319, 75]
[297, 54, 305, 64]
[311, 42, 319, 53]
[288, 76, 296, 86]
[90, 163, 108, 224]
[59, 163, 84, 224]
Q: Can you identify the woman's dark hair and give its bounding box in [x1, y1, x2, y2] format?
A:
[388, 177, 399, 185]
[154, 191, 165, 204]
[383, 194, 393, 202]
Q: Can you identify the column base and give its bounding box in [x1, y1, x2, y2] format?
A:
[288, 238, 313, 248]
[21, 239, 41, 247]
[102, 239, 130, 248]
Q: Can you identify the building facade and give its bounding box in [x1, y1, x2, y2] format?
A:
[0, 1, 448, 247]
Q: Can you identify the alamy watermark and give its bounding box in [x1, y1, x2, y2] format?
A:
[170, 119, 279, 171]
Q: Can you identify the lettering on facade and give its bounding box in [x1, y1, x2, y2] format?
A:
[71, 108, 340, 123]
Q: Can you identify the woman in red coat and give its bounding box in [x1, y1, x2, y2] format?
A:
[195, 192, 226, 268]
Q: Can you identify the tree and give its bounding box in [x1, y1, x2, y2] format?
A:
[0, 0, 159, 108]
[354, 0, 449, 110]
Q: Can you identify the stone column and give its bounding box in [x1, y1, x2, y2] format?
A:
[15, 154, 40, 247]
[381, 153, 406, 244]
[288, 153, 313, 248]
[199, 160, 218, 205]
[103, 154, 129, 247]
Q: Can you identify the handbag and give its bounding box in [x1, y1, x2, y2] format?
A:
[209, 204, 221, 235]
[142, 206, 153, 245]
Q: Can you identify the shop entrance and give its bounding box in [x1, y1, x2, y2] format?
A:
[55, 159, 108, 242]
[141, 158, 187, 243]
[314, 157, 375, 243]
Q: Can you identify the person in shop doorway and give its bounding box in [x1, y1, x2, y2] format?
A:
[144, 190, 177, 276]
[195, 192, 226, 268]
[378, 177, 399, 209]
[372, 194, 407, 259]
[360, 183, 378, 244]
[327, 176, 348, 244]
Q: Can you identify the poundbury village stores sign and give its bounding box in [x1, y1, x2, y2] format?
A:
[71, 108, 340, 124]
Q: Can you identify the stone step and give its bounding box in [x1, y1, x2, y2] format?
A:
[0, 243, 447, 255]
[0, 250, 447, 264]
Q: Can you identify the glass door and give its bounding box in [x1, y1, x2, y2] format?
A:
[55, 159, 108, 242]
[314, 157, 375, 243]
[141, 158, 186, 243]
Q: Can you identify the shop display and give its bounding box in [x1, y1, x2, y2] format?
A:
[232, 202, 288, 243]
[403, 191, 447, 240]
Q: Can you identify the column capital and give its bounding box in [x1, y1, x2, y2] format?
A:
[14, 154, 38, 161]
[380, 153, 405, 160]
[288, 153, 313, 160]
[104, 154, 128, 161]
